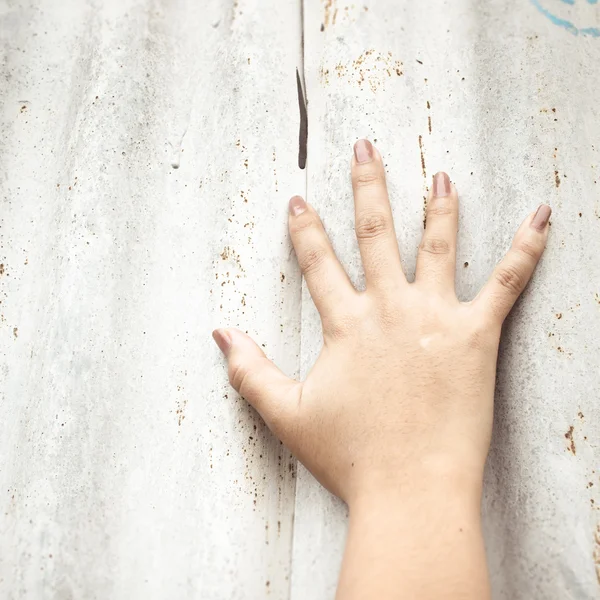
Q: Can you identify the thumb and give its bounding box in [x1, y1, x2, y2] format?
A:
[212, 328, 300, 436]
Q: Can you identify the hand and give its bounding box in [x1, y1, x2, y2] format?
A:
[213, 139, 551, 599]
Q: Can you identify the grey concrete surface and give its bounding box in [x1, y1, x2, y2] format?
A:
[1, 1, 599, 599]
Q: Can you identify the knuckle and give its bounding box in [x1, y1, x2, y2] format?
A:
[298, 246, 328, 275]
[427, 205, 454, 218]
[515, 239, 541, 261]
[355, 211, 390, 241]
[494, 263, 525, 296]
[289, 214, 319, 236]
[324, 314, 355, 341]
[229, 360, 249, 395]
[353, 171, 381, 189]
[419, 237, 451, 256]
[466, 322, 496, 351]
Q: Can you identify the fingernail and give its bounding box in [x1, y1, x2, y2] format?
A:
[433, 172, 451, 198]
[212, 328, 232, 356]
[354, 139, 373, 164]
[289, 195, 307, 216]
[531, 204, 552, 231]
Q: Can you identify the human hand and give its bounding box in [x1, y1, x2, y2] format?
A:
[213, 139, 551, 508]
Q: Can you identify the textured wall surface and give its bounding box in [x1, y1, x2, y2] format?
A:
[1, 1, 599, 599]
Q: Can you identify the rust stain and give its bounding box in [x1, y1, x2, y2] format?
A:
[220, 246, 244, 271]
[419, 134, 428, 228]
[175, 398, 188, 427]
[0, 264, 4, 275]
[323, 0, 334, 27]
[553, 146, 561, 187]
[418, 135, 426, 178]
[321, 50, 403, 92]
[427, 101, 432, 133]
[556, 313, 563, 319]
[565, 425, 576, 455]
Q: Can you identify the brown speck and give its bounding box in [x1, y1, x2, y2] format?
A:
[464, 262, 469, 268]
[0, 264, 4, 275]
[428, 115, 432, 134]
[578, 411, 584, 419]
[416, 59, 423, 65]
[13, 327, 18, 339]
[320, 23, 325, 31]
[280, 273, 285, 282]
[555, 170, 561, 187]
[556, 313, 563, 319]
[565, 426, 576, 455]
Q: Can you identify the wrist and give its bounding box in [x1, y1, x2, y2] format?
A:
[347, 453, 484, 516]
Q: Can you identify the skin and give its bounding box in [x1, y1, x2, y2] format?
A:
[213, 139, 551, 599]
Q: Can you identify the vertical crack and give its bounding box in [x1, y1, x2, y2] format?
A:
[297, 0, 307, 170]
[290, 6, 307, 599]
[296, 68, 308, 170]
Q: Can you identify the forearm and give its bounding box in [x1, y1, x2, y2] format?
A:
[337, 477, 490, 600]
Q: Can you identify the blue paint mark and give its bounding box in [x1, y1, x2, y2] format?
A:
[530, 0, 600, 36]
